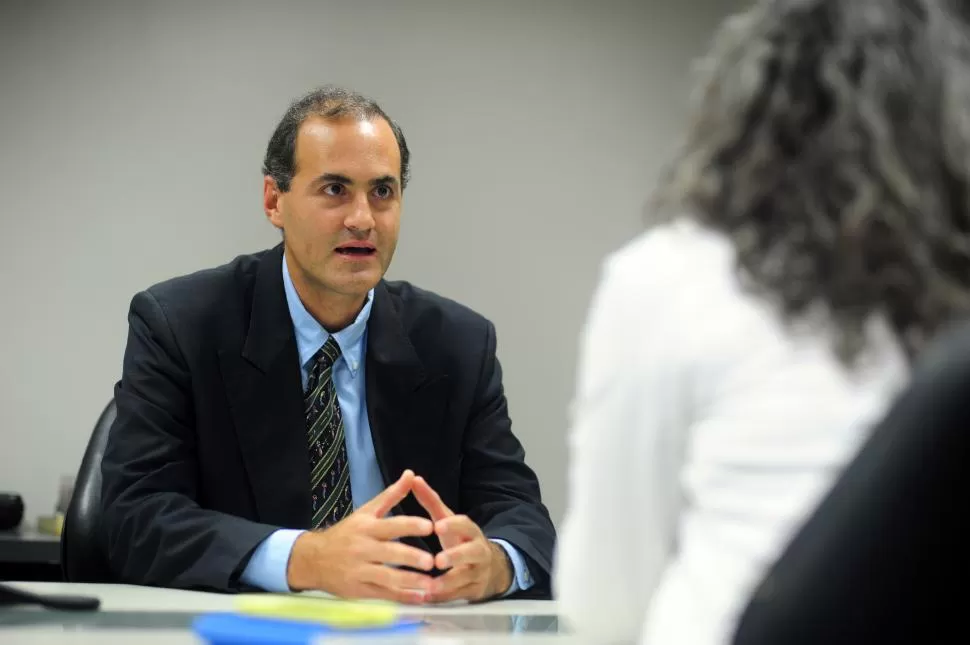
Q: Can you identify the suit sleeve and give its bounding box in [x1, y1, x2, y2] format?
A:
[100, 290, 279, 591]
[459, 321, 556, 599]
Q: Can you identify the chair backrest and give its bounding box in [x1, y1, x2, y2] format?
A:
[732, 322, 968, 644]
[61, 399, 117, 582]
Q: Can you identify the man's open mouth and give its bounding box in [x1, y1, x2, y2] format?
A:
[335, 246, 376, 257]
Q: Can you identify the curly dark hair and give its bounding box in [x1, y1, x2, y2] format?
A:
[655, 0, 970, 363]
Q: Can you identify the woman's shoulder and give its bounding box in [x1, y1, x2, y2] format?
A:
[599, 217, 737, 307]
[599, 218, 906, 382]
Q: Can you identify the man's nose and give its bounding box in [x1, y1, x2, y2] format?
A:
[345, 192, 375, 232]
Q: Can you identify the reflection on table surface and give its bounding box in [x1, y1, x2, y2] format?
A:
[0, 608, 559, 634]
[0, 630, 589, 645]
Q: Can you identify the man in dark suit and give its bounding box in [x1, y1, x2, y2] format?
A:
[100, 86, 555, 602]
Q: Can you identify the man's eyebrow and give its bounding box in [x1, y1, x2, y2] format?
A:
[310, 173, 353, 187]
[370, 175, 398, 187]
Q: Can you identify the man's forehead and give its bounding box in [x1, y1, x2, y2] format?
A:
[297, 115, 393, 147]
[294, 115, 399, 171]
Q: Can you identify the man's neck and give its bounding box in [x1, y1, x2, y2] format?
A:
[301, 292, 366, 333]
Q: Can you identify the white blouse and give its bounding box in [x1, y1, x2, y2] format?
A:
[554, 220, 909, 645]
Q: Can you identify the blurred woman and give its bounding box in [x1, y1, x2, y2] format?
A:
[554, 0, 970, 643]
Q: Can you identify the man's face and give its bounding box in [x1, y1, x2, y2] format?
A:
[264, 115, 402, 300]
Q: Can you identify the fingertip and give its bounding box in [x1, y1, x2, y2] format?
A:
[436, 553, 451, 569]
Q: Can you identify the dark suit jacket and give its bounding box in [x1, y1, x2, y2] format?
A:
[100, 244, 555, 595]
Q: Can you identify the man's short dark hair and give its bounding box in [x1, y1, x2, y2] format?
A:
[262, 86, 411, 192]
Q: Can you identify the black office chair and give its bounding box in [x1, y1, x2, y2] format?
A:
[61, 399, 116, 582]
[732, 322, 968, 644]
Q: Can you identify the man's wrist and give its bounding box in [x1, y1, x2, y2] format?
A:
[487, 540, 514, 597]
[240, 528, 306, 593]
[287, 531, 321, 591]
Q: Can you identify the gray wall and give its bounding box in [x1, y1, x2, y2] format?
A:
[0, 0, 733, 526]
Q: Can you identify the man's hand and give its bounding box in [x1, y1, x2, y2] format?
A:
[286, 469, 436, 603]
[412, 475, 513, 602]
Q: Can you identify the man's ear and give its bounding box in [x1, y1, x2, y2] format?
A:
[263, 175, 285, 230]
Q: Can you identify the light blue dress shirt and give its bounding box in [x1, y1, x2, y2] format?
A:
[239, 256, 533, 595]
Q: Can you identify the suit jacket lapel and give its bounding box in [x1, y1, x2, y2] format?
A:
[366, 282, 450, 520]
[219, 245, 311, 529]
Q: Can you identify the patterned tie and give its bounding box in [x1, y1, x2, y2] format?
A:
[305, 337, 354, 529]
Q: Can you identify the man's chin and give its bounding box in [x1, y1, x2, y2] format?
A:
[327, 273, 383, 298]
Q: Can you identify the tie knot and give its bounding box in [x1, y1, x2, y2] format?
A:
[313, 336, 342, 370]
[305, 337, 342, 394]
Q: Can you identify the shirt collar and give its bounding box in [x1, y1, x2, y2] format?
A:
[281, 254, 373, 377]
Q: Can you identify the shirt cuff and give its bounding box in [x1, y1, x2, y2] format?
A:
[489, 538, 534, 597]
[239, 529, 305, 592]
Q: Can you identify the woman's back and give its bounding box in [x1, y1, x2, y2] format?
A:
[555, 220, 908, 643]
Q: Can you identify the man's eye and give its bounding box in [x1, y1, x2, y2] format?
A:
[322, 184, 345, 197]
[373, 185, 393, 199]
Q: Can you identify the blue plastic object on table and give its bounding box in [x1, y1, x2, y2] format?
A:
[193, 612, 424, 645]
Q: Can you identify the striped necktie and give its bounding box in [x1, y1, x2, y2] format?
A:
[305, 337, 353, 529]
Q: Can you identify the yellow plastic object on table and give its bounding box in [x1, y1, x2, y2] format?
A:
[234, 594, 400, 629]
